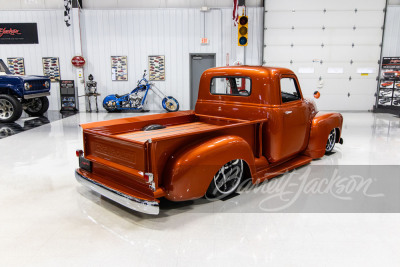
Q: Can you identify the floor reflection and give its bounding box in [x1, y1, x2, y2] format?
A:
[0, 111, 76, 139]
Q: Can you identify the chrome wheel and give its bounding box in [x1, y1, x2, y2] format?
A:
[166, 99, 177, 110]
[326, 129, 336, 153]
[0, 99, 14, 119]
[163, 96, 179, 112]
[213, 159, 244, 195]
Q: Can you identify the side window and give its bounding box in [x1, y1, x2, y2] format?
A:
[210, 77, 251, 96]
[280, 78, 300, 103]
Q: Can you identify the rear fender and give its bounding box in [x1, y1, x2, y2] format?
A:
[163, 135, 256, 201]
[303, 112, 343, 159]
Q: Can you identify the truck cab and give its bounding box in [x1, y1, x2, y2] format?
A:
[195, 66, 338, 161]
[0, 59, 51, 123]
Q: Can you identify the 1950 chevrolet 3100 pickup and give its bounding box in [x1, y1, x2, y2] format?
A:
[75, 66, 343, 215]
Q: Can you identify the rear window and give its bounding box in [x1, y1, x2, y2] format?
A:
[210, 77, 251, 96]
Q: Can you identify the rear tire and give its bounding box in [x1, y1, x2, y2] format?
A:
[25, 96, 49, 116]
[0, 94, 23, 123]
[103, 96, 118, 112]
[206, 159, 244, 200]
[104, 103, 117, 112]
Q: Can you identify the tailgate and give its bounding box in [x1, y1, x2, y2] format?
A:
[84, 132, 147, 173]
[80, 130, 156, 200]
[78, 111, 196, 200]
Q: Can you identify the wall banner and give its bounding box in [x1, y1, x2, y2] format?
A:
[0, 23, 39, 44]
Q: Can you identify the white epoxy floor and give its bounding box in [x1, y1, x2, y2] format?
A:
[0, 111, 399, 266]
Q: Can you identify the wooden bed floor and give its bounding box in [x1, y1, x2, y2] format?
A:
[116, 122, 221, 143]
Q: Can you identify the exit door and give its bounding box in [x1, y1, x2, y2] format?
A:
[190, 54, 216, 109]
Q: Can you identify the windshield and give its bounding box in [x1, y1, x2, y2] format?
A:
[0, 59, 11, 75]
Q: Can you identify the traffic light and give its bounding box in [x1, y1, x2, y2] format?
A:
[238, 15, 248, 46]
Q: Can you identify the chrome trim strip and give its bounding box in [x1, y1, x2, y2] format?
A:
[75, 170, 159, 215]
[24, 92, 51, 99]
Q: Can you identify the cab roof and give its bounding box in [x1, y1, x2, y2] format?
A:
[197, 65, 300, 106]
[202, 65, 295, 78]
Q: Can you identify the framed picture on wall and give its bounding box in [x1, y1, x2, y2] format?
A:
[111, 56, 128, 81]
[42, 57, 60, 82]
[7, 57, 25, 75]
[148, 55, 165, 81]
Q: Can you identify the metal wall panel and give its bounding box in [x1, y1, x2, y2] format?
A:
[382, 6, 400, 57]
[266, 0, 385, 10]
[82, 0, 262, 9]
[0, 10, 76, 111]
[0, 8, 262, 111]
[264, 0, 386, 110]
[0, 0, 263, 10]
[81, 8, 263, 110]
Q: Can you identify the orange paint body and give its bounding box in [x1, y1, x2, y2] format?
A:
[76, 66, 343, 205]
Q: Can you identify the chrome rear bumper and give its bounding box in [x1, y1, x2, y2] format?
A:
[75, 170, 159, 215]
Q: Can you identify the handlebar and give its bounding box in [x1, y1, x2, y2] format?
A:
[137, 70, 149, 87]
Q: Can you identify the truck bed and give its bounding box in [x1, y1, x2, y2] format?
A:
[79, 111, 265, 203]
[82, 111, 257, 145]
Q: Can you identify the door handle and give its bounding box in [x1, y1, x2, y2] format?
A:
[284, 111, 292, 115]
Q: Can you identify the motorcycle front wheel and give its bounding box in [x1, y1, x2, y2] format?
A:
[162, 96, 179, 112]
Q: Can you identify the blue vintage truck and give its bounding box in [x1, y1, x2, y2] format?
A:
[0, 59, 51, 122]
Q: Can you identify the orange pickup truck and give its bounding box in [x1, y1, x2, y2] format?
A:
[75, 66, 343, 215]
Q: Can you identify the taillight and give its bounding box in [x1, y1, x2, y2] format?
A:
[144, 173, 154, 183]
[144, 173, 155, 191]
[76, 149, 83, 157]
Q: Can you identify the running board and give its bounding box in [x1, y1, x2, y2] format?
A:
[254, 155, 312, 184]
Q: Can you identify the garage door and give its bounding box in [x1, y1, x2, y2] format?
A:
[263, 0, 386, 110]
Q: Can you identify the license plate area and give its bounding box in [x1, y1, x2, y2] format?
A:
[79, 157, 92, 172]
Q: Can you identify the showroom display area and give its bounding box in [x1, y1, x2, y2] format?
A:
[1, 0, 400, 266]
[0, 7, 263, 111]
[1, 111, 400, 265]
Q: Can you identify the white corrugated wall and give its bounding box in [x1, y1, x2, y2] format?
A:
[0, 8, 263, 111]
[0, 10, 76, 111]
[81, 8, 263, 110]
[382, 6, 400, 57]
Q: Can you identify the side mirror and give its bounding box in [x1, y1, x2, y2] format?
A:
[314, 91, 320, 99]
